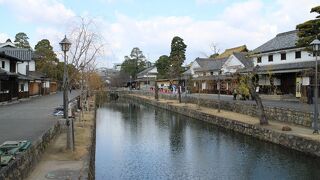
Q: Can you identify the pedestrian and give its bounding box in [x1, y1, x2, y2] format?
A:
[307, 85, 313, 104]
[233, 88, 237, 100]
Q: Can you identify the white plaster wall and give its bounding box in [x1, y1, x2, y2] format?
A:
[18, 62, 27, 75]
[143, 74, 157, 78]
[202, 82, 206, 90]
[19, 81, 29, 92]
[190, 61, 200, 75]
[254, 50, 315, 66]
[43, 81, 50, 88]
[0, 58, 10, 72]
[29, 60, 35, 71]
[149, 67, 157, 73]
[222, 55, 244, 74]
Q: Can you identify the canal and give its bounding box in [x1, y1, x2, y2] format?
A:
[95, 101, 320, 180]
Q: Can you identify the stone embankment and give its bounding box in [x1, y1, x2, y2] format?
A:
[130, 90, 318, 128]
[125, 94, 320, 157]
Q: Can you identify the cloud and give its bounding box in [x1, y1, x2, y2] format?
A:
[195, 0, 227, 5]
[97, 0, 133, 4]
[0, 33, 9, 42]
[0, 0, 75, 25]
[101, 0, 319, 66]
[1, 0, 319, 68]
[35, 27, 65, 48]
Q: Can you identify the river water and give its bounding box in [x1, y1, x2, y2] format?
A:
[95, 101, 320, 180]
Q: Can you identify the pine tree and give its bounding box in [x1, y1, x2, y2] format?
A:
[14, 32, 31, 49]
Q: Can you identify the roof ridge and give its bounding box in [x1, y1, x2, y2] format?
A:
[225, 45, 247, 51]
[276, 30, 297, 37]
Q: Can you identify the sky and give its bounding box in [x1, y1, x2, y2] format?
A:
[0, 0, 318, 68]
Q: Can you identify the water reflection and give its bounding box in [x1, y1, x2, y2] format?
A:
[96, 101, 320, 180]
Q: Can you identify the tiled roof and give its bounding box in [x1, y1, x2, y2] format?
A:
[28, 71, 48, 80]
[194, 57, 228, 72]
[18, 73, 33, 80]
[182, 68, 192, 75]
[216, 45, 248, 58]
[0, 48, 34, 61]
[253, 30, 298, 53]
[0, 68, 18, 76]
[0, 39, 16, 48]
[193, 75, 234, 81]
[0, 51, 21, 61]
[137, 66, 157, 77]
[233, 52, 253, 68]
[240, 61, 314, 73]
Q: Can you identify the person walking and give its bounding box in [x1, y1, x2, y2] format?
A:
[233, 88, 237, 100]
[307, 85, 313, 104]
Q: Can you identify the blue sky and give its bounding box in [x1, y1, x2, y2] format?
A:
[0, 0, 318, 67]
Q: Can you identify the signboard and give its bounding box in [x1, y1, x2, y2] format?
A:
[296, 77, 302, 98]
[302, 77, 310, 86]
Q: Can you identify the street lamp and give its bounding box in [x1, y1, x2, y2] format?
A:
[59, 35, 72, 149]
[129, 75, 132, 90]
[218, 69, 222, 113]
[310, 38, 320, 134]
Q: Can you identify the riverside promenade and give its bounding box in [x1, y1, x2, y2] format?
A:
[126, 93, 320, 157]
[0, 91, 79, 144]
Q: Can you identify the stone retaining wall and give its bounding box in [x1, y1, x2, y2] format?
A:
[87, 108, 97, 180]
[126, 94, 320, 157]
[128, 90, 316, 128]
[0, 121, 62, 180]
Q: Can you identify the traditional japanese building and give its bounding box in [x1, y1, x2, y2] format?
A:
[251, 30, 316, 100]
[187, 51, 252, 94]
[136, 66, 157, 90]
[0, 51, 21, 102]
[0, 39, 56, 101]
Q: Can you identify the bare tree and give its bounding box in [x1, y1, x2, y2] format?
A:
[67, 17, 104, 111]
[209, 42, 220, 58]
[199, 42, 220, 58]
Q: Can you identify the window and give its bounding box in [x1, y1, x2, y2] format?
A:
[203, 72, 206, 76]
[281, 53, 286, 60]
[20, 84, 24, 92]
[268, 55, 273, 62]
[210, 71, 214, 75]
[257, 57, 262, 63]
[1, 61, 4, 69]
[295, 51, 301, 59]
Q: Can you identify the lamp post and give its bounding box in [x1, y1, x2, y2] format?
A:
[311, 38, 320, 134]
[59, 35, 72, 149]
[147, 72, 149, 90]
[218, 70, 222, 113]
[130, 75, 132, 90]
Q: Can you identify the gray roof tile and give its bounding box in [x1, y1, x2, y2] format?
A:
[0, 48, 34, 61]
[253, 30, 298, 53]
[194, 57, 227, 72]
[240, 61, 314, 73]
[233, 52, 254, 68]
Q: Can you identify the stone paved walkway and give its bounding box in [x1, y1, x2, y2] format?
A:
[0, 91, 79, 144]
[26, 109, 94, 180]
